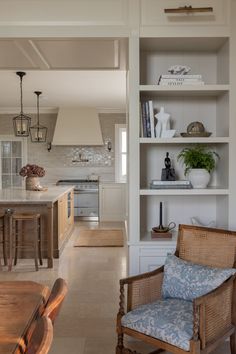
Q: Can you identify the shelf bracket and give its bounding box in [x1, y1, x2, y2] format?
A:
[164, 6, 213, 14]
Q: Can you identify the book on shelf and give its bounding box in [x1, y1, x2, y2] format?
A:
[140, 100, 155, 138]
[150, 180, 192, 189]
[160, 74, 202, 79]
[159, 81, 205, 86]
[158, 74, 204, 86]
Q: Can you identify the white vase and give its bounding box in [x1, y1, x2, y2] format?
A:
[188, 169, 211, 189]
[25, 176, 41, 191]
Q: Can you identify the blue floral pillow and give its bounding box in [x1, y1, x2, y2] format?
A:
[162, 255, 236, 301]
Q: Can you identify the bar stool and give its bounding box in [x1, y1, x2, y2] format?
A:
[0, 213, 7, 267]
[9, 213, 43, 271]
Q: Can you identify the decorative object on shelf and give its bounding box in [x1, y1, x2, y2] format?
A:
[164, 6, 213, 14]
[161, 152, 176, 181]
[177, 145, 219, 188]
[181, 121, 212, 137]
[19, 164, 45, 191]
[168, 65, 191, 75]
[30, 91, 47, 143]
[191, 217, 216, 228]
[13, 72, 31, 137]
[155, 107, 176, 138]
[151, 201, 176, 239]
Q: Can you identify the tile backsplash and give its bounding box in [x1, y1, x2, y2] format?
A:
[0, 112, 126, 184]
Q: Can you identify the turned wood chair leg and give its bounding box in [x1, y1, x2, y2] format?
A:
[230, 332, 236, 354]
[116, 333, 124, 354]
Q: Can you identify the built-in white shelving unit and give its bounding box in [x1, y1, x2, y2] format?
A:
[128, 0, 235, 275]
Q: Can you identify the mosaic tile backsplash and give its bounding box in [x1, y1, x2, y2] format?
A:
[0, 113, 126, 183]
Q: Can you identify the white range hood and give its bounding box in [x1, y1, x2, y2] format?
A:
[52, 107, 103, 145]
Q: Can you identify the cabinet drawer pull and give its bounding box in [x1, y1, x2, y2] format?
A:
[164, 6, 213, 14]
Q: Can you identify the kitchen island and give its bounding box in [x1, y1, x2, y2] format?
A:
[0, 186, 74, 268]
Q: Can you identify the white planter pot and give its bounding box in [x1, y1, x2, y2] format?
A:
[188, 169, 211, 189]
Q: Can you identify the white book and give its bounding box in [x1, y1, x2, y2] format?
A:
[151, 180, 191, 185]
[160, 78, 202, 82]
[139, 102, 143, 137]
[159, 81, 205, 86]
[161, 74, 202, 79]
[148, 100, 155, 138]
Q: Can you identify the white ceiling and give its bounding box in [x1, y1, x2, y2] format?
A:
[0, 38, 127, 112]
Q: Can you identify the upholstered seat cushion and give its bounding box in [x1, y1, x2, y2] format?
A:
[162, 255, 236, 301]
[121, 298, 193, 351]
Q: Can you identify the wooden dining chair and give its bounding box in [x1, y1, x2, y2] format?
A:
[25, 316, 53, 354]
[44, 278, 68, 324]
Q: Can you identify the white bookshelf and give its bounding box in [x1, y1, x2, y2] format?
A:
[140, 137, 229, 144]
[139, 85, 230, 97]
[140, 188, 229, 196]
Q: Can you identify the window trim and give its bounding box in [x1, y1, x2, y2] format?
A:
[0, 135, 27, 189]
[115, 124, 127, 183]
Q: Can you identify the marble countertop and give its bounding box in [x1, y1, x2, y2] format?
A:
[0, 186, 74, 204]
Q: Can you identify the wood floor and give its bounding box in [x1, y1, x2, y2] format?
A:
[0, 221, 231, 354]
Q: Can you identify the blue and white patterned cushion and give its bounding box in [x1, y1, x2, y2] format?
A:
[121, 298, 193, 351]
[162, 255, 236, 301]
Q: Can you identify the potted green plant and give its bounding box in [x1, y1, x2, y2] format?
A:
[177, 145, 219, 188]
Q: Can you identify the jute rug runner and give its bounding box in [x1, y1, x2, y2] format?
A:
[74, 229, 124, 247]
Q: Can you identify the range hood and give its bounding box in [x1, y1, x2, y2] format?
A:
[52, 107, 103, 145]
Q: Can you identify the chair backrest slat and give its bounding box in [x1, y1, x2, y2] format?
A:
[176, 224, 236, 268]
[44, 278, 68, 324]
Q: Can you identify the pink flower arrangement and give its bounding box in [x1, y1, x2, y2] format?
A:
[19, 164, 45, 178]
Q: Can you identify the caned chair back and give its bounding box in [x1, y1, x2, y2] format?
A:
[44, 278, 68, 324]
[25, 316, 53, 354]
[176, 224, 236, 268]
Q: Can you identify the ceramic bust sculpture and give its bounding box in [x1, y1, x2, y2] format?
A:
[155, 107, 170, 138]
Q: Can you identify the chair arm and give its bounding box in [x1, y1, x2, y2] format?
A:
[118, 266, 164, 316]
[193, 274, 236, 349]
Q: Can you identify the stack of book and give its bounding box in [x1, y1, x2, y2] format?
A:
[140, 100, 155, 138]
[150, 180, 192, 189]
[158, 74, 204, 86]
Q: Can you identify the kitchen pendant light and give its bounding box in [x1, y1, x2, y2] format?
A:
[30, 91, 47, 143]
[13, 71, 31, 137]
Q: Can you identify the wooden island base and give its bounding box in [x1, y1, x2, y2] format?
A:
[0, 187, 74, 268]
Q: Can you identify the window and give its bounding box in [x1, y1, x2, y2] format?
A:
[115, 124, 127, 183]
[0, 136, 27, 188]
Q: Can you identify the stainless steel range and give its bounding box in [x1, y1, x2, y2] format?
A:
[57, 179, 99, 221]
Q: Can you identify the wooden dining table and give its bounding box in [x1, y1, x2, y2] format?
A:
[0, 281, 50, 354]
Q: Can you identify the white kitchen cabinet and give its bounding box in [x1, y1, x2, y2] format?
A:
[99, 183, 126, 221]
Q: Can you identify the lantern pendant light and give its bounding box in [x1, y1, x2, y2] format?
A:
[30, 91, 47, 143]
[13, 72, 31, 137]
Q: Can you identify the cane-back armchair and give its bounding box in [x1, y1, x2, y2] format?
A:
[116, 224, 236, 354]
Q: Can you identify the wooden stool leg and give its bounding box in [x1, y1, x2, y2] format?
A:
[8, 214, 13, 271]
[14, 220, 19, 266]
[3, 216, 8, 266]
[34, 218, 39, 271]
[38, 217, 43, 266]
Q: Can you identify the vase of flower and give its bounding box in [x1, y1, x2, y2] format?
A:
[25, 176, 40, 190]
[19, 164, 45, 191]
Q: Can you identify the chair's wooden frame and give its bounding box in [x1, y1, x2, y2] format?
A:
[25, 316, 53, 354]
[44, 278, 68, 324]
[116, 224, 236, 354]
